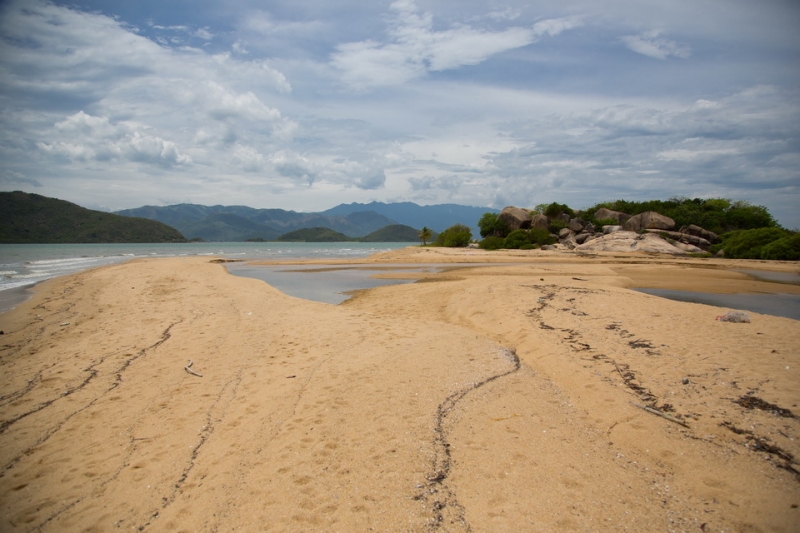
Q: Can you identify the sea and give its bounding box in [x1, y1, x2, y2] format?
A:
[0, 242, 417, 312]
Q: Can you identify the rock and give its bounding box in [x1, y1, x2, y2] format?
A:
[681, 224, 719, 244]
[622, 211, 676, 232]
[568, 218, 585, 232]
[531, 213, 549, 230]
[673, 242, 704, 253]
[558, 227, 573, 239]
[603, 225, 623, 234]
[594, 208, 631, 225]
[561, 233, 578, 249]
[584, 223, 595, 234]
[540, 244, 557, 251]
[558, 213, 571, 223]
[575, 231, 687, 254]
[498, 206, 532, 231]
[644, 229, 711, 250]
[575, 233, 593, 244]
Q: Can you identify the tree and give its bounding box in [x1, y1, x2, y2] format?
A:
[418, 226, 433, 245]
[478, 212, 509, 238]
[435, 224, 472, 247]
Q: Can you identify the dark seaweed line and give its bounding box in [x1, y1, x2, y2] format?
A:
[137, 368, 244, 532]
[419, 348, 521, 532]
[25, 322, 182, 532]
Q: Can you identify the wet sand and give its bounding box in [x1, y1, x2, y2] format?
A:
[0, 249, 798, 532]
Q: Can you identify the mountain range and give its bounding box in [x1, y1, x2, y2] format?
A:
[116, 202, 495, 242]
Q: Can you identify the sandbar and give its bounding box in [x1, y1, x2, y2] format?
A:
[0, 248, 798, 532]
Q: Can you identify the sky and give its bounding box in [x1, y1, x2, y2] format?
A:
[1, 0, 799, 228]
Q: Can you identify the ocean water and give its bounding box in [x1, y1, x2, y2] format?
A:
[0, 242, 416, 312]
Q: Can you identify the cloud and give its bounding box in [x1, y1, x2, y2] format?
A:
[37, 111, 192, 167]
[482, 86, 799, 210]
[622, 30, 691, 60]
[331, 1, 581, 89]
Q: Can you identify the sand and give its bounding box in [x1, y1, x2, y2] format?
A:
[0, 249, 798, 532]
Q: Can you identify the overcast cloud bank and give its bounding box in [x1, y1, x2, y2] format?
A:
[1, 0, 798, 227]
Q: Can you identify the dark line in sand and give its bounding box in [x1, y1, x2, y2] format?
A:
[417, 347, 520, 532]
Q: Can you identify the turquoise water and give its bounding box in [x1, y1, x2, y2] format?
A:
[0, 242, 416, 312]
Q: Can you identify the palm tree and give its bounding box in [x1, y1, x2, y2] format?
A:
[419, 226, 432, 246]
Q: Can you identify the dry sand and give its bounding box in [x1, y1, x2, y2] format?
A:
[0, 248, 798, 532]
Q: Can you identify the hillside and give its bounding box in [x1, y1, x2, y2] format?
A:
[0, 191, 187, 244]
[322, 201, 495, 235]
[116, 204, 396, 241]
[359, 224, 422, 242]
[274, 227, 355, 242]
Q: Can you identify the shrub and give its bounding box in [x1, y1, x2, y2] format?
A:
[479, 236, 505, 250]
[519, 243, 537, 250]
[504, 229, 531, 249]
[548, 219, 567, 233]
[716, 228, 787, 259]
[478, 212, 509, 238]
[435, 223, 472, 247]
[760, 233, 800, 260]
[529, 227, 556, 246]
[544, 202, 575, 220]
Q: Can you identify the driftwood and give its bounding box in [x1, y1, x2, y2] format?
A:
[631, 402, 690, 428]
[184, 359, 203, 377]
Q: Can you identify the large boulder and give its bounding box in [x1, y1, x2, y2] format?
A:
[568, 218, 585, 232]
[575, 231, 687, 254]
[623, 211, 676, 232]
[498, 206, 532, 231]
[681, 224, 719, 244]
[531, 213, 549, 230]
[594, 208, 631, 225]
[644, 229, 711, 250]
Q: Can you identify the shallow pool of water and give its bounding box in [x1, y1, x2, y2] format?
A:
[634, 289, 800, 321]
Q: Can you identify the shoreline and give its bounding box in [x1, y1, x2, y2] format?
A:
[1, 251, 798, 531]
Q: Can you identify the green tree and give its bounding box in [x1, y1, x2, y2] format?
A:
[714, 228, 787, 259]
[504, 229, 531, 249]
[478, 212, 509, 238]
[435, 224, 472, 247]
[418, 226, 433, 245]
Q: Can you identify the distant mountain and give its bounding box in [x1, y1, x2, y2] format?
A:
[275, 227, 354, 242]
[116, 204, 396, 241]
[274, 224, 423, 243]
[179, 213, 282, 242]
[322, 201, 496, 235]
[0, 191, 186, 244]
[360, 224, 422, 242]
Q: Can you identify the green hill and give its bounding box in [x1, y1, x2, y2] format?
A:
[360, 224, 422, 242]
[275, 227, 355, 242]
[178, 213, 281, 242]
[0, 191, 187, 243]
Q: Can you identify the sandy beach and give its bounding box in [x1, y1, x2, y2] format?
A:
[1, 248, 798, 532]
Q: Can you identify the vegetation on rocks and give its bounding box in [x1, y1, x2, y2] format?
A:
[583, 197, 777, 235]
[476, 197, 797, 260]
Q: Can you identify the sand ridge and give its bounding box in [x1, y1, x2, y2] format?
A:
[1, 251, 798, 532]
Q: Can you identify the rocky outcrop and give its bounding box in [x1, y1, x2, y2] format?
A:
[575, 231, 687, 254]
[681, 224, 719, 244]
[499, 207, 532, 231]
[643, 229, 711, 250]
[594, 208, 631, 225]
[622, 211, 676, 232]
[568, 218, 585, 232]
[531, 214, 549, 230]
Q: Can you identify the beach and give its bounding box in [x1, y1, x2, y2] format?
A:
[0, 248, 798, 532]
